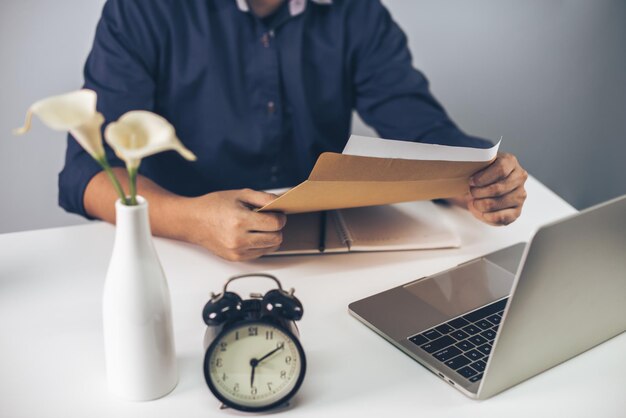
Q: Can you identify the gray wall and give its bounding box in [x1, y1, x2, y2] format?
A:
[1, 0, 106, 233]
[1, 0, 625, 234]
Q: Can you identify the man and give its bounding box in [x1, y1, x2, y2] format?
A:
[59, 0, 528, 261]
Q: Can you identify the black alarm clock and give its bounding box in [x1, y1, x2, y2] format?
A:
[202, 273, 306, 412]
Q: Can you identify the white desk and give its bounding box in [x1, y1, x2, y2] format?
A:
[1, 177, 624, 418]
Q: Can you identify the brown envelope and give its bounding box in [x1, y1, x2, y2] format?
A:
[258, 152, 494, 214]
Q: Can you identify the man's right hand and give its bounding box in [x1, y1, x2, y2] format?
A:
[85, 169, 285, 262]
[182, 189, 286, 261]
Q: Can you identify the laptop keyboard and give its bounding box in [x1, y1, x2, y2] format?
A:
[408, 298, 508, 383]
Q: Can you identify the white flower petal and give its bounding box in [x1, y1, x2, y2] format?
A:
[13, 89, 106, 159]
[70, 112, 106, 159]
[105, 110, 197, 169]
[14, 89, 98, 134]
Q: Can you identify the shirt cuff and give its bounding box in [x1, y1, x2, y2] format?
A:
[58, 157, 124, 220]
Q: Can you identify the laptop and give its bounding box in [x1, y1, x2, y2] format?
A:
[348, 194, 626, 399]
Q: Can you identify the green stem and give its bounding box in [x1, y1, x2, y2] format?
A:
[97, 158, 128, 205]
[128, 166, 138, 206]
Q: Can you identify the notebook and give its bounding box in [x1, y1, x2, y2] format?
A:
[269, 201, 461, 256]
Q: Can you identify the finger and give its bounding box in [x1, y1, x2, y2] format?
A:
[480, 208, 522, 226]
[243, 245, 282, 260]
[467, 198, 484, 220]
[468, 198, 522, 226]
[472, 187, 527, 213]
[220, 235, 281, 261]
[247, 231, 283, 249]
[470, 153, 518, 187]
[237, 188, 279, 209]
[470, 168, 528, 199]
[245, 211, 287, 232]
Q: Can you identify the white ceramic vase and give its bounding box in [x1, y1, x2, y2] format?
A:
[103, 196, 178, 401]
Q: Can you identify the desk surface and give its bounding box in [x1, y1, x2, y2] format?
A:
[1, 177, 624, 418]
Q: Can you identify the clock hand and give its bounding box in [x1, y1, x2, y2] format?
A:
[250, 343, 285, 387]
[250, 361, 256, 387]
[256, 343, 285, 365]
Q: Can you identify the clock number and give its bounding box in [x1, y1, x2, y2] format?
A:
[280, 370, 287, 380]
[265, 330, 274, 340]
[222, 373, 227, 381]
[235, 331, 239, 341]
[251, 386, 257, 395]
[285, 356, 292, 365]
[220, 342, 227, 352]
[233, 383, 240, 392]
[248, 327, 258, 336]
[267, 382, 273, 391]
[215, 358, 223, 367]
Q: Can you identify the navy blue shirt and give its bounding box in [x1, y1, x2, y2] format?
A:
[59, 0, 490, 218]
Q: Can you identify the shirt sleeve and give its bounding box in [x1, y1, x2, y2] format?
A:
[349, 0, 492, 148]
[58, 0, 157, 219]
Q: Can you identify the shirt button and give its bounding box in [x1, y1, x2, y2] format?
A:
[270, 165, 279, 173]
[267, 101, 275, 114]
[261, 33, 270, 48]
[270, 175, 278, 183]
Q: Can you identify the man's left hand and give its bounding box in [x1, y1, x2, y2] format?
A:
[452, 153, 529, 226]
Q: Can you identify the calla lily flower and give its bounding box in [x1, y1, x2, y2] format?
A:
[104, 110, 196, 171]
[13, 90, 196, 206]
[105, 110, 196, 204]
[14, 89, 106, 160]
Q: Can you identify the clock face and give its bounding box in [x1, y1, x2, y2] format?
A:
[204, 321, 305, 411]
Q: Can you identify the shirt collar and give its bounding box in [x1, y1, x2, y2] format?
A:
[235, 0, 332, 17]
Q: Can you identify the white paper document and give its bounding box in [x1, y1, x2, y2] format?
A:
[342, 135, 501, 162]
